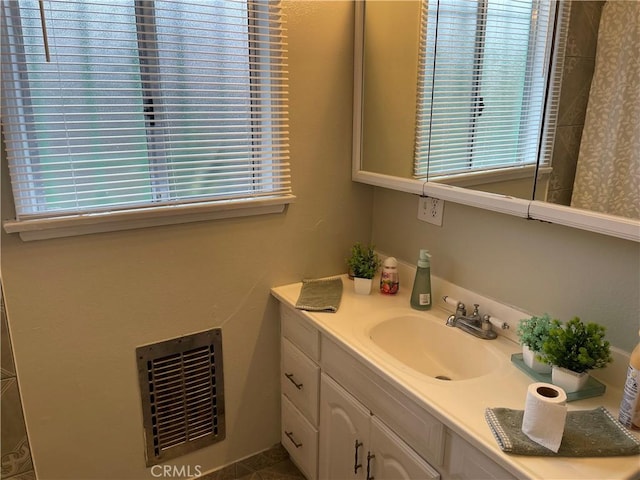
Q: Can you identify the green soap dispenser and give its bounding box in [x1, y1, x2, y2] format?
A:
[410, 249, 432, 310]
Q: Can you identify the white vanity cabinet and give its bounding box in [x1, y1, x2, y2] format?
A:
[319, 373, 440, 480]
[278, 302, 515, 480]
[273, 280, 638, 480]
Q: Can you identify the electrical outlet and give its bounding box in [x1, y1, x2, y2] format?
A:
[418, 196, 444, 226]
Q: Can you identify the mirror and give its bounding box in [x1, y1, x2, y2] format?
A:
[353, 0, 640, 240]
[360, 0, 542, 200]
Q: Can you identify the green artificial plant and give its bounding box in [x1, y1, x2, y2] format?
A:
[347, 242, 381, 279]
[516, 314, 554, 353]
[540, 317, 612, 373]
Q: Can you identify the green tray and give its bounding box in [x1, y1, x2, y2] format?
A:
[511, 353, 606, 402]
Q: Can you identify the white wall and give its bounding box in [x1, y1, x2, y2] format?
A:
[0, 2, 372, 478]
[371, 187, 640, 353]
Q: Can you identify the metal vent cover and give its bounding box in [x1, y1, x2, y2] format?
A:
[136, 328, 225, 466]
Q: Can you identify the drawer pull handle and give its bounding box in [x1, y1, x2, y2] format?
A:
[285, 372, 303, 390]
[354, 440, 363, 473]
[285, 430, 303, 448]
[366, 451, 375, 480]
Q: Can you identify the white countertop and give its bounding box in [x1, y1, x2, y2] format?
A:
[271, 275, 640, 480]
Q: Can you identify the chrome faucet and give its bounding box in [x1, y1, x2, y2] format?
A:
[445, 300, 498, 340]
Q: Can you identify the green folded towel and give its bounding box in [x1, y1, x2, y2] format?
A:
[295, 277, 343, 313]
[485, 406, 640, 457]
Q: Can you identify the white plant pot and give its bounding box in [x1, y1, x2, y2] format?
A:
[551, 365, 589, 392]
[353, 277, 373, 295]
[522, 345, 552, 374]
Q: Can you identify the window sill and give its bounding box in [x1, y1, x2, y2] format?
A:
[426, 164, 550, 188]
[3, 195, 296, 241]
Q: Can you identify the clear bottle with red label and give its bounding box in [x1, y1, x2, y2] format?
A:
[380, 257, 399, 295]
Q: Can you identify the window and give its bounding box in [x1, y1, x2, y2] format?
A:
[1, 0, 291, 238]
[414, 0, 566, 179]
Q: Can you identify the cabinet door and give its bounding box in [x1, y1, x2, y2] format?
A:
[370, 417, 440, 480]
[319, 373, 370, 480]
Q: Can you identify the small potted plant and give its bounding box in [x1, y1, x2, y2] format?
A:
[346, 242, 381, 295]
[540, 317, 612, 392]
[516, 314, 553, 373]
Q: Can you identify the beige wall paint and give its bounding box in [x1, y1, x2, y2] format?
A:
[371, 187, 640, 353]
[3, 1, 639, 479]
[0, 2, 372, 479]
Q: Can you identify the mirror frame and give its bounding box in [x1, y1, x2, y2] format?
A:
[352, 1, 640, 242]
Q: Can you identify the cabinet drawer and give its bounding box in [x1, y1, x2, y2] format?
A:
[281, 304, 320, 361]
[282, 338, 320, 425]
[282, 394, 318, 480]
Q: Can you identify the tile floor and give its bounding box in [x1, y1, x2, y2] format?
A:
[199, 443, 305, 480]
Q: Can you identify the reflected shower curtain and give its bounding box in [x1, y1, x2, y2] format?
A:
[570, 1, 640, 219]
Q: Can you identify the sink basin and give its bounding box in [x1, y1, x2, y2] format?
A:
[368, 314, 503, 381]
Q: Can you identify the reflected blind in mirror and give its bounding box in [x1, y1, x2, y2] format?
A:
[1, 0, 290, 219]
[414, 0, 568, 179]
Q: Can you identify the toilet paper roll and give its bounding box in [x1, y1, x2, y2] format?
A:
[521, 382, 567, 453]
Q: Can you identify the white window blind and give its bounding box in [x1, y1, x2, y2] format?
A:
[414, 0, 567, 179]
[1, 0, 291, 223]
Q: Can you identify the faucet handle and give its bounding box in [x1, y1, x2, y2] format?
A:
[483, 314, 509, 330]
[442, 295, 466, 315]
